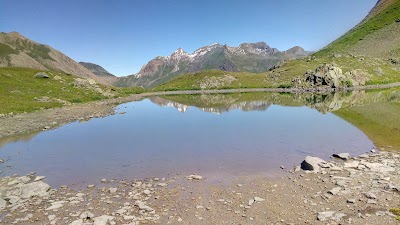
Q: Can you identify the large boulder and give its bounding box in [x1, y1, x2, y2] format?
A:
[305, 64, 347, 88]
[301, 156, 327, 172]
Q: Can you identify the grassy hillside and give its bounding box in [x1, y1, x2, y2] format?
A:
[316, 0, 400, 56]
[0, 67, 143, 114]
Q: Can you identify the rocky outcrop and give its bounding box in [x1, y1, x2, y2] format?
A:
[305, 64, 348, 88]
[293, 64, 370, 88]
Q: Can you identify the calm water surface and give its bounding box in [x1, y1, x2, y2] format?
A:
[0, 93, 377, 187]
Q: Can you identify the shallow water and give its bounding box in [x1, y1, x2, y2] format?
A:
[0, 92, 379, 187]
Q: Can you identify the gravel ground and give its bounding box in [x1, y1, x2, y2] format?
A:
[0, 150, 399, 224]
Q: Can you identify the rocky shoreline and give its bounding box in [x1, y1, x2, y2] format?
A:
[0, 150, 398, 224]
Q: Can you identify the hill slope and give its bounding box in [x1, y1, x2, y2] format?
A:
[0, 32, 108, 84]
[79, 62, 118, 84]
[115, 42, 310, 88]
[316, 0, 400, 57]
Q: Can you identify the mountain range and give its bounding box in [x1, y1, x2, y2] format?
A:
[114, 43, 310, 88]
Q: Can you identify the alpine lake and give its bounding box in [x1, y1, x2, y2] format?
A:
[1, 88, 400, 187]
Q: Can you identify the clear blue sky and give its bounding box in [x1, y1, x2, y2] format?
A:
[0, 0, 377, 76]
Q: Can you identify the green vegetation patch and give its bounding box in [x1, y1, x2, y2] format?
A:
[0, 67, 108, 114]
[14, 39, 54, 61]
[0, 43, 18, 57]
[390, 208, 400, 221]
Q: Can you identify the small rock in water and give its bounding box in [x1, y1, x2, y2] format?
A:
[333, 153, 350, 160]
[34, 176, 46, 181]
[157, 183, 168, 187]
[143, 189, 151, 195]
[87, 184, 95, 188]
[187, 174, 203, 180]
[101, 178, 107, 183]
[0, 159, 4, 163]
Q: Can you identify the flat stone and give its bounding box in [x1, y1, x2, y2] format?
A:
[80, 211, 94, 220]
[34, 176, 46, 181]
[69, 219, 83, 225]
[347, 198, 356, 204]
[333, 153, 350, 160]
[143, 189, 151, 195]
[20, 181, 51, 199]
[46, 203, 64, 210]
[48, 215, 56, 221]
[0, 198, 6, 209]
[135, 201, 154, 211]
[328, 187, 342, 195]
[317, 211, 335, 221]
[364, 192, 377, 199]
[187, 174, 203, 180]
[385, 183, 399, 191]
[344, 161, 360, 168]
[254, 197, 265, 202]
[109, 188, 117, 194]
[93, 215, 114, 225]
[248, 199, 255, 206]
